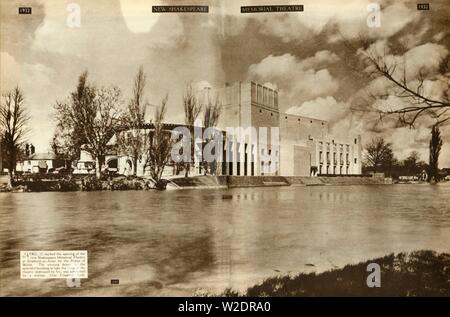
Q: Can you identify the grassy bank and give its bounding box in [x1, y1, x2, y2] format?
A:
[219, 251, 450, 296]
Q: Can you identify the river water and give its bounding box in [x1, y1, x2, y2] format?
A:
[1, 184, 449, 296]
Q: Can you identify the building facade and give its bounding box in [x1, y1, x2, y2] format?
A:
[16, 153, 65, 173]
[201, 81, 362, 177]
[72, 81, 362, 178]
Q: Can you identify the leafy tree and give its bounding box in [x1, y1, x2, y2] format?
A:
[54, 72, 123, 178]
[117, 66, 149, 175]
[53, 72, 94, 162]
[364, 137, 396, 174]
[403, 151, 420, 175]
[183, 84, 202, 177]
[202, 94, 221, 175]
[144, 96, 173, 188]
[428, 125, 443, 182]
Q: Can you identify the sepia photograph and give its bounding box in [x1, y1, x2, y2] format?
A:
[0, 0, 449, 304]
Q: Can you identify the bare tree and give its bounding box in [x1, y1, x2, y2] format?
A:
[55, 72, 123, 178]
[144, 95, 173, 188]
[428, 125, 443, 182]
[117, 66, 148, 175]
[0, 87, 29, 187]
[364, 137, 396, 174]
[183, 84, 202, 177]
[353, 38, 450, 127]
[203, 97, 221, 131]
[202, 94, 221, 175]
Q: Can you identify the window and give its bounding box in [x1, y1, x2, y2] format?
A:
[354, 158, 357, 164]
[259, 109, 262, 113]
[263, 87, 268, 106]
[257, 85, 263, 104]
[269, 90, 274, 108]
[251, 82, 257, 102]
[354, 138, 357, 144]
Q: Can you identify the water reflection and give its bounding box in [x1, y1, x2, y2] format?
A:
[1, 184, 449, 296]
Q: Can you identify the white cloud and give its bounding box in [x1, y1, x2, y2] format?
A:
[399, 22, 429, 49]
[238, 0, 420, 43]
[247, 52, 340, 108]
[31, 0, 184, 58]
[403, 43, 448, 77]
[385, 127, 431, 161]
[359, 42, 448, 102]
[286, 96, 348, 122]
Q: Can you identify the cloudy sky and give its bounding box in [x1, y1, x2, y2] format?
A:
[1, 0, 449, 166]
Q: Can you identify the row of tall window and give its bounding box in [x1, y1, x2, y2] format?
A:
[319, 151, 351, 165]
[251, 82, 278, 109]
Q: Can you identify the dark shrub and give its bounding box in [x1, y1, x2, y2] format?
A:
[81, 176, 102, 191]
[59, 178, 79, 191]
[219, 250, 450, 297]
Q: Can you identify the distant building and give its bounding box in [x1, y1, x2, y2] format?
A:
[72, 81, 362, 177]
[16, 153, 65, 173]
[199, 81, 362, 176]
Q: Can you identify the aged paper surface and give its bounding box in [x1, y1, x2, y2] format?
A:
[1, 0, 449, 298]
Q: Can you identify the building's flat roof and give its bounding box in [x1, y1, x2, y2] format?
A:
[282, 112, 328, 124]
[25, 153, 58, 160]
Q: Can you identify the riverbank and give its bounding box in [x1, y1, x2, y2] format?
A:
[0, 175, 157, 192]
[170, 175, 392, 189]
[217, 250, 450, 296]
[0, 174, 396, 192]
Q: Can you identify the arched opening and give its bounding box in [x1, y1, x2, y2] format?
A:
[106, 158, 118, 169]
[123, 159, 133, 176]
